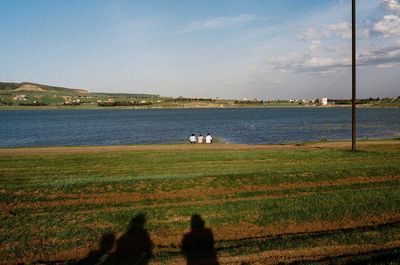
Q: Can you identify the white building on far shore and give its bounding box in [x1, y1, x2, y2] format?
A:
[321, 98, 328, 105]
[14, 95, 27, 101]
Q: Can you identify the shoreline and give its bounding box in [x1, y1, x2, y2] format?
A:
[1, 139, 398, 155]
[0, 104, 398, 110]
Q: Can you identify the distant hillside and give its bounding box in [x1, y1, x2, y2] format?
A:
[0, 82, 89, 94]
[93, 92, 160, 98]
[0, 82, 160, 98]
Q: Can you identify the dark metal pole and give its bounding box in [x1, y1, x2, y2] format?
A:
[352, 0, 357, 151]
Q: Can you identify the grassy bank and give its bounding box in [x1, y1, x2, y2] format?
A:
[1, 141, 400, 264]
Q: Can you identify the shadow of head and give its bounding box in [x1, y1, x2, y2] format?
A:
[77, 232, 116, 265]
[190, 214, 205, 230]
[127, 212, 146, 231]
[98, 232, 116, 253]
[182, 214, 219, 265]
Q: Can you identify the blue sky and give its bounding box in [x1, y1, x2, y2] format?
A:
[1, 0, 399, 99]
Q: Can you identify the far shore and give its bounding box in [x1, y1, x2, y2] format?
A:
[0, 103, 398, 110]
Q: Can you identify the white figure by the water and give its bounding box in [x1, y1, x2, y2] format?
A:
[189, 134, 196, 144]
[205, 133, 212, 144]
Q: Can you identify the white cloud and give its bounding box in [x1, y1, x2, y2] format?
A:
[325, 44, 346, 53]
[359, 45, 400, 67]
[298, 28, 318, 41]
[299, 57, 350, 75]
[376, 63, 395, 68]
[369, 15, 400, 38]
[324, 22, 351, 39]
[177, 14, 254, 34]
[267, 45, 400, 74]
[309, 40, 321, 51]
[268, 53, 350, 75]
[380, 0, 400, 13]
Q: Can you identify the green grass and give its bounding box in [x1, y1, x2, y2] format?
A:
[1, 142, 400, 264]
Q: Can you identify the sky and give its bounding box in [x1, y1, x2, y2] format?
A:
[0, 0, 399, 99]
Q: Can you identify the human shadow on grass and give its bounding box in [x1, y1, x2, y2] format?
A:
[104, 213, 154, 265]
[78, 213, 154, 265]
[181, 214, 219, 265]
[77, 232, 116, 265]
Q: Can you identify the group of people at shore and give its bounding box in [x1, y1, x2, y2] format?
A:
[189, 133, 212, 144]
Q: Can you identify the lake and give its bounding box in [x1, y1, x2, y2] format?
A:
[0, 108, 399, 147]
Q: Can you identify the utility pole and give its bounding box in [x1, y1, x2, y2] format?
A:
[352, 0, 357, 151]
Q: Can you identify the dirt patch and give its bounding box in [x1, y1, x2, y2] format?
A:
[152, 214, 400, 264]
[215, 240, 400, 265]
[18, 223, 400, 265]
[0, 143, 296, 155]
[3, 175, 398, 212]
[212, 213, 400, 242]
[16, 183, 391, 222]
[1, 139, 399, 155]
[4, 214, 400, 265]
[306, 139, 400, 150]
[14, 84, 46, 92]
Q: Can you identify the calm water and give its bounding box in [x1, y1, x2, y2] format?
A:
[0, 108, 399, 147]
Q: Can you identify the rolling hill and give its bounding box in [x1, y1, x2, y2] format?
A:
[0, 82, 160, 99]
[0, 82, 89, 94]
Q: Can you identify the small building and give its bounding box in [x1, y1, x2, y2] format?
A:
[321, 98, 328, 105]
[63, 99, 81, 105]
[14, 94, 27, 101]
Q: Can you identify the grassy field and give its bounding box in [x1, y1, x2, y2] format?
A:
[1, 140, 400, 264]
